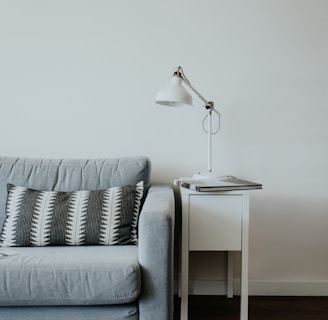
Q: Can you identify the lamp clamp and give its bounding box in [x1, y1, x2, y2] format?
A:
[205, 101, 214, 111]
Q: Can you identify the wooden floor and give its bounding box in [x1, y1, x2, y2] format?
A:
[174, 296, 328, 320]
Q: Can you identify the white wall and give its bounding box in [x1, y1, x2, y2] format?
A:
[1, 0, 327, 295]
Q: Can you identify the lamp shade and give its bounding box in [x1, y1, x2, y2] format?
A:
[155, 76, 193, 107]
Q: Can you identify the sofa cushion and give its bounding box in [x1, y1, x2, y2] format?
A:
[0, 182, 144, 247]
[0, 246, 141, 306]
[0, 305, 139, 320]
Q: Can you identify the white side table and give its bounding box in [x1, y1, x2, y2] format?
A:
[178, 186, 250, 320]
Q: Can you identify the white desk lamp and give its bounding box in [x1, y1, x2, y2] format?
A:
[155, 66, 221, 179]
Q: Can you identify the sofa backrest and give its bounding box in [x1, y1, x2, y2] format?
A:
[0, 156, 150, 228]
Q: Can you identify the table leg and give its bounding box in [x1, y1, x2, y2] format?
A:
[227, 251, 234, 298]
[240, 194, 249, 320]
[180, 192, 190, 320]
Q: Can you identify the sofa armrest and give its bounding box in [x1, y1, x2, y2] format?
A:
[138, 184, 175, 320]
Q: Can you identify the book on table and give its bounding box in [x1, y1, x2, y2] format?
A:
[176, 176, 262, 192]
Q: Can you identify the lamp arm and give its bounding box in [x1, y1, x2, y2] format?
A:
[176, 66, 209, 105]
[177, 66, 219, 114]
[181, 77, 209, 105]
[183, 78, 223, 119]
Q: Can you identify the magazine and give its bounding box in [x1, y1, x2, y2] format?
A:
[176, 175, 262, 192]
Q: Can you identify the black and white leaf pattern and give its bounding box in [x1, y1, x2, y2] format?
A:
[0, 182, 144, 247]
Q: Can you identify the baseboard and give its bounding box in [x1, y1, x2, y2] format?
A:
[248, 280, 328, 296]
[188, 279, 328, 296]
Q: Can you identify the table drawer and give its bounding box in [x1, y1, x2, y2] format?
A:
[189, 194, 242, 251]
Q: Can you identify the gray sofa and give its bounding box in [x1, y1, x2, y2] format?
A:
[0, 156, 175, 320]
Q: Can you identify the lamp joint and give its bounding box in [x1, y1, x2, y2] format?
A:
[173, 66, 183, 78]
[205, 101, 214, 110]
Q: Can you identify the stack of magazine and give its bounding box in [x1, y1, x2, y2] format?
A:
[175, 175, 262, 192]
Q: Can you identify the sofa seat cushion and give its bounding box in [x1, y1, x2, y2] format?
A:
[0, 305, 138, 320]
[0, 246, 140, 306]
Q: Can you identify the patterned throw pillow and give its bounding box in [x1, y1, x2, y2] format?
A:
[0, 182, 144, 247]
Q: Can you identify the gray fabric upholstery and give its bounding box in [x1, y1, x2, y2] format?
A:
[0, 305, 138, 320]
[0, 246, 140, 306]
[0, 156, 150, 228]
[138, 185, 175, 320]
[0, 156, 174, 320]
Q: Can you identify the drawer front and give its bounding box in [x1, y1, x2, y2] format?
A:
[189, 194, 242, 251]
